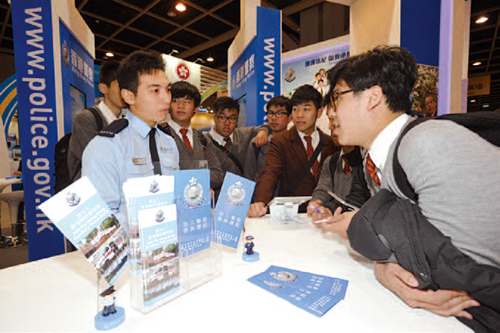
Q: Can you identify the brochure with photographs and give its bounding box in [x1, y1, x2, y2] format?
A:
[39, 177, 128, 286]
[123, 175, 180, 311]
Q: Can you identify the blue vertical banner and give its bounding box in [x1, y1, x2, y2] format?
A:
[11, 0, 65, 260]
[59, 21, 95, 134]
[231, 6, 281, 126]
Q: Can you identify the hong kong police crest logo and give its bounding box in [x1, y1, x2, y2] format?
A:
[66, 192, 80, 207]
[227, 181, 245, 205]
[271, 271, 299, 283]
[184, 177, 203, 206]
[156, 209, 165, 223]
[149, 180, 159, 193]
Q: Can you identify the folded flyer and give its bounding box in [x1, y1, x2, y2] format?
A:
[248, 265, 349, 317]
[39, 176, 128, 286]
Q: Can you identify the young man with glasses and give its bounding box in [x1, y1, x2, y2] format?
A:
[205, 96, 270, 177]
[243, 96, 292, 182]
[159, 81, 224, 190]
[318, 45, 500, 329]
[248, 85, 337, 217]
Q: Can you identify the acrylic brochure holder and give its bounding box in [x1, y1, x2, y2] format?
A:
[268, 196, 311, 226]
[125, 172, 222, 314]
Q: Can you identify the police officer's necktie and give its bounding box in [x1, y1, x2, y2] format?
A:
[180, 128, 193, 150]
[149, 128, 162, 175]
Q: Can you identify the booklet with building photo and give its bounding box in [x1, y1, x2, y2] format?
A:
[39, 176, 128, 286]
[123, 175, 180, 312]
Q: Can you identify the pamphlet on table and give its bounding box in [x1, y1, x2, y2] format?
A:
[214, 172, 255, 248]
[174, 169, 212, 256]
[123, 175, 180, 311]
[39, 176, 128, 286]
[248, 265, 349, 317]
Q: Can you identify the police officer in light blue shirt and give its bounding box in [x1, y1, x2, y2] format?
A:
[82, 51, 179, 234]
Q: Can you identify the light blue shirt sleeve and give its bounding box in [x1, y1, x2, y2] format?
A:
[82, 113, 179, 234]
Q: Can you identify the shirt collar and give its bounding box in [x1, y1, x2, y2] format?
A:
[368, 113, 411, 171]
[210, 128, 233, 146]
[297, 128, 319, 146]
[128, 111, 154, 139]
[168, 119, 191, 135]
[98, 100, 122, 125]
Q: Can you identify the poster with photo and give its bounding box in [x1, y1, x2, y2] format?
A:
[39, 177, 128, 286]
[412, 64, 439, 117]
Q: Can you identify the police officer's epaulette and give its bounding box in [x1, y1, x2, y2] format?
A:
[157, 122, 175, 138]
[98, 118, 129, 137]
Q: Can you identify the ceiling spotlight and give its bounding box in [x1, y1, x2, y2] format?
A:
[470, 99, 476, 103]
[476, 16, 488, 24]
[105, 52, 115, 58]
[473, 61, 481, 66]
[175, 3, 187, 12]
[207, 56, 214, 62]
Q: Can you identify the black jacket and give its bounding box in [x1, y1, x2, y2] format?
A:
[347, 189, 500, 333]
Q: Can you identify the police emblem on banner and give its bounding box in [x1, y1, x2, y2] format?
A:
[226, 181, 245, 206]
[149, 180, 159, 193]
[66, 192, 80, 207]
[271, 271, 299, 283]
[156, 209, 165, 223]
[183, 177, 204, 208]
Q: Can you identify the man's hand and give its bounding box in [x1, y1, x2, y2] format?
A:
[254, 130, 268, 148]
[374, 262, 480, 319]
[317, 207, 355, 239]
[248, 202, 267, 217]
[307, 200, 332, 226]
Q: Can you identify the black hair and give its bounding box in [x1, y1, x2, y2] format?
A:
[117, 51, 166, 94]
[266, 96, 292, 115]
[291, 84, 323, 111]
[325, 45, 418, 113]
[99, 61, 120, 87]
[170, 81, 201, 107]
[213, 96, 239, 115]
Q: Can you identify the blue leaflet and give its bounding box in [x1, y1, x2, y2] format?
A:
[248, 266, 349, 317]
[214, 172, 255, 248]
[174, 169, 212, 256]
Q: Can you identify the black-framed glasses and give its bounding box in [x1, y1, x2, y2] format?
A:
[332, 89, 354, 109]
[266, 111, 288, 118]
[215, 115, 238, 123]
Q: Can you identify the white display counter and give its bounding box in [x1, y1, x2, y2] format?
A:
[0, 216, 471, 332]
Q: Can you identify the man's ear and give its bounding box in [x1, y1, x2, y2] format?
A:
[121, 89, 135, 106]
[366, 85, 383, 111]
[98, 83, 108, 95]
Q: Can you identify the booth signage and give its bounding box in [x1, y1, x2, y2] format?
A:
[11, 0, 65, 260]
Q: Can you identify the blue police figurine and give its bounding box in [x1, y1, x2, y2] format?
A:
[94, 285, 125, 330]
[242, 235, 260, 262]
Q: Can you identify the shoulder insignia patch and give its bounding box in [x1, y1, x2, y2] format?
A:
[98, 118, 129, 137]
[157, 122, 174, 138]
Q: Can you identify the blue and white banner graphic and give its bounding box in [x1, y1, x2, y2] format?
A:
[11, 0, 65, 260]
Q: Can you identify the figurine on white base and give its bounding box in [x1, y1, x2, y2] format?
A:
[242, 235, 260, 262]
[94, 286, 125, 330]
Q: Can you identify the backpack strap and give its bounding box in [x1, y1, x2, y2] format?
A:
[194, 129, 207, 153]
[209, 137, 244, 174]
[88, 106, 104, 132]
[287, 132, 327, 195]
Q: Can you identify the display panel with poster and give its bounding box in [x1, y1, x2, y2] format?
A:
[412, 64, 439, 117]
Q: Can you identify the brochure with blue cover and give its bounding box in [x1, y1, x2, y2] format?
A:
[39, 177, 128, 286]
[173, 169, 212, 256]
[213, 172, 255, 248]
[248, 265, 349, 317]
[123, 175, 180, 311]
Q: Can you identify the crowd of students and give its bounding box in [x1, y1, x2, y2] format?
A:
[70, 46, 499, 332]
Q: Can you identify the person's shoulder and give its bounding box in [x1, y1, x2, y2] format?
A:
[97, 118, 129, 138]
